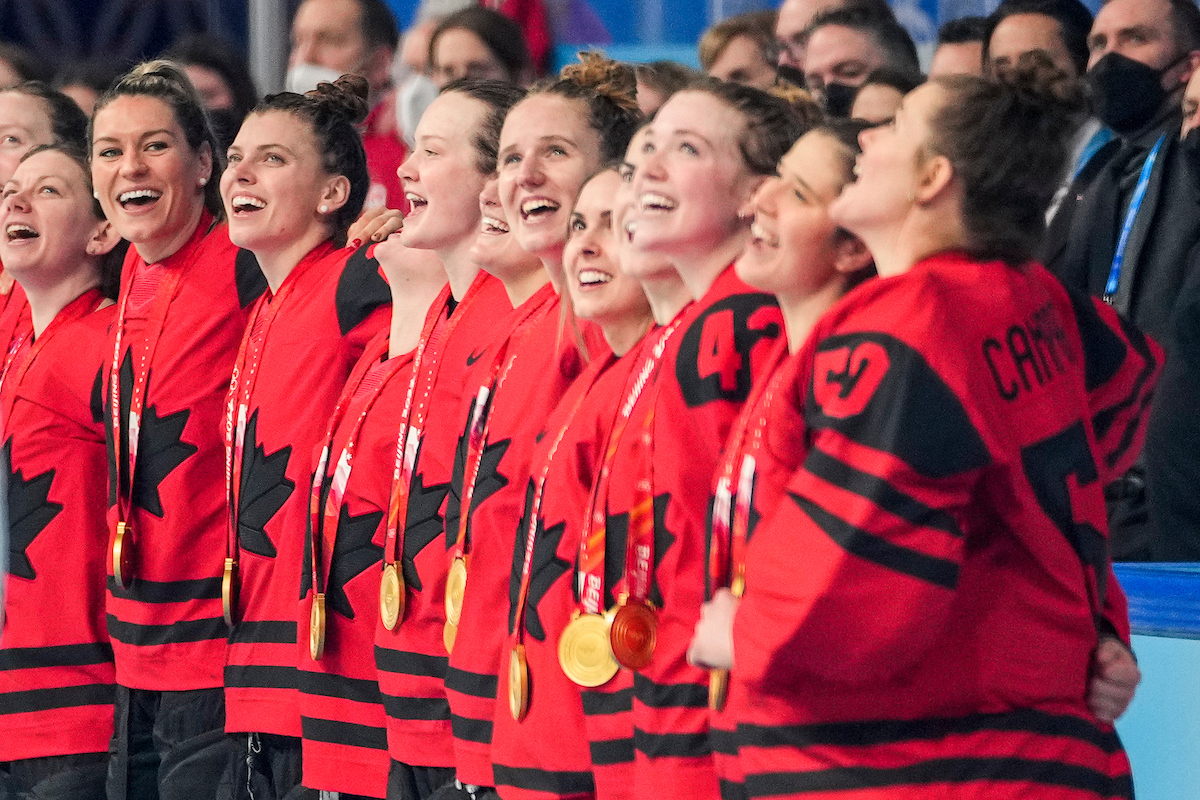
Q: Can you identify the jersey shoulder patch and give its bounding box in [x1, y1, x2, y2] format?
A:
[807, 331, 991, 478]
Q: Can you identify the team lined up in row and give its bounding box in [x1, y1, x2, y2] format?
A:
[0, 52, 1154, 800]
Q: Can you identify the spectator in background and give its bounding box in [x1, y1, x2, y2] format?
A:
[0, 44, 51, 87]
[802, 6, 921, 116]
[166, 34, 259, 152]
[1145, 68, 1200, 562]
[984, 0, 1106, 225]
[1051, 0, 1200, 561]
[54, 59, 123, 117]
[774, 0, 894, 74]
[428, 6, 534, 86]
[985, 0, 1092, 80]
[700, 10, 779, 89]
[392, 19, 441, 147]
[929, 16, 987, 77]
[849, 67, 921, 124]
[634, 60, 700, 115]
[288, 0, 406, 208]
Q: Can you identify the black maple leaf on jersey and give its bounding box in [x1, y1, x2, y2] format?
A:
[237, 409, 294, 558]
[326, 506, 385, 618]
[508, 482, 570, 642]
[105, 351, 198, 516]
[4, 439, 63, 580]
[650, 493, 674, 608]
[444, 421, 511, 550]
[401, 470, 450, 591]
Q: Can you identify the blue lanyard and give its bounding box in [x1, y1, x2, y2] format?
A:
[1105, 135, 1166, 303]
[1072, 126, 1114, 181]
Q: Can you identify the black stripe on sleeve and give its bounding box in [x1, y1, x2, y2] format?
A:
[581, 687, 632, 716]
[108, 576, 222, 602]
[634, 728, 711, 759]
[633, 673, 708, 709]
[374, 646, 448, 679]
[719, 779, 748, 800]
[381, 693, 451, 721]
[745, 757, 1132, 798]
[301, 715, 388, 750]
[589, 738, 634, 766]
[107, 614, 228, 646]
[229, 620, 297, 644]
[0, 683, 116, 715]
[788, 492, 960, 589]
[492, 764, 595, 795]
[444, 667, 498, 699]
[450, 714, 492, 744]
[805, 448, 965, 539]
[298, 670, 382, 705]
[736, 708, 1125, 754]
[0, 642, 113, 671]
[223, 665, 296, 691]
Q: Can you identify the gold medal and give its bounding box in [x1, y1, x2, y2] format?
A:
[709, 668, 730, 712]
[445, 556, 468, 627]
[380, 563, 404, 630]
[309, 593, 326, 661]
[222, 557, 238, 627]
[508, 643, 529, 721]
[443, 620, 458, 654]
[558, 612, 619, 687]
[609, 600, 657, 670]
[709, 574, 744, 711]
[112, 521, 134, 589]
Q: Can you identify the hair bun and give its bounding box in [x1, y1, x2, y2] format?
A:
[993, 50, 1086, 123]
[308, 74, 370, 126]
[560, 52, 639, 112]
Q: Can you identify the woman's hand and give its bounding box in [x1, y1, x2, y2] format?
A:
[348, 206, 403, 248]
[1088, 636, 1141, 723]
[687, 588, 739, 671]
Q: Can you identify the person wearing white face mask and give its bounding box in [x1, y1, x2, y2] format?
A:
[287, 0, 407, 210]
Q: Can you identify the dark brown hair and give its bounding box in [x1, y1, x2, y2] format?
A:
[440, 78, 527, 175]
[527, 53, 643, 163]
[92, 60, 225, 218]
[430, 6, 534, 83]
[925, 60, 1081, 264]
[20, 142, 126, 298]
[253, 75, 371, 245]
[2, 82, 89, 151]
[687, 77, 814, 176]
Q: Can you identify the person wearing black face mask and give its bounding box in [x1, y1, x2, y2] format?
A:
[1048, 0, 1200, 562]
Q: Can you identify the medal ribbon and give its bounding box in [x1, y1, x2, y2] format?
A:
[510, 353, 615, 644]
[382, 279, 485, 568]
[309, 334, 409, 600]
[111, 216, 215, 530]
[450, 284, 557, 561]
[224, 242, 331, 562]
[0, 288, 104, 434]
[579, 315, 685, 614]
[706, 341, 789, 596]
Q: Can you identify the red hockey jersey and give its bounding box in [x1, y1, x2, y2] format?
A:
[491, 343, 647, 800]
[0, 293, 117, 760]
[445, 285, 592, 787]
[618, 266, 780, 800]
[105, 215, 265, 690]
[224, 240, 390, 737]
[373, 271, 513, 768]
[299, 330, 415, 798]
[732, 252, 1158, 800]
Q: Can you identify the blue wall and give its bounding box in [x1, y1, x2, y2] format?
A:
[384, 0, 1104, 49]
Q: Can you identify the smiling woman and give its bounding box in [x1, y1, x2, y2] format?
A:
[0, 143, 119, 800]
[88, 59, 266, 800]
[211, 75, 398, 799]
